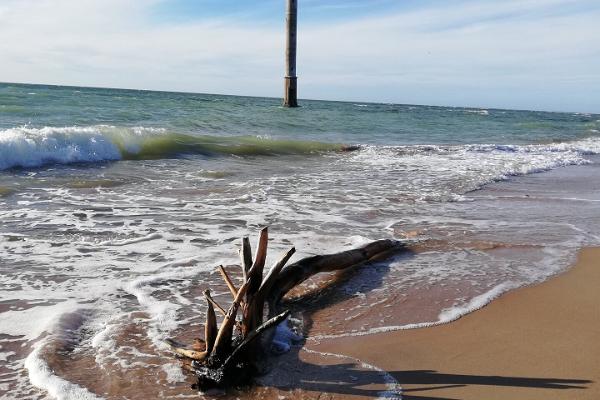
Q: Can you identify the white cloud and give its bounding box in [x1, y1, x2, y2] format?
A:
[0, 0, 598, 111]
[298, 0, 600, 110]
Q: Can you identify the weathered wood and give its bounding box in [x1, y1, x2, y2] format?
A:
[165, 339, 210, 361]
[203, 290, 218, 354]
[249, 227, 268, 295]
[165, 228, 405, 391]
[217, 265, 238, 299]
[221, 310, 289, 371]
[204, 289, 226, 317]
[241, 227, 269, 336]
[258, 247, 296, 300]
[212, 277, 251, 358]
[192, 338, 206, 351]
[240, 236, 252, 281]
[268, 239, 406, 309]
[192, 310, 290, 388]
[164, 290, 220, 361]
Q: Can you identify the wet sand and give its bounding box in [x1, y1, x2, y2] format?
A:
[309, 247, 600, 399]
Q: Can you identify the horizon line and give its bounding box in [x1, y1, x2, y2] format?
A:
[1, 80, 597, 116]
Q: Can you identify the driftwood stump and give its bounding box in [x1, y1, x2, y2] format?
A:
[165, 227, 404, 389]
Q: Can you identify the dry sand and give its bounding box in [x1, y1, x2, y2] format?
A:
[307, 247, 600, 399]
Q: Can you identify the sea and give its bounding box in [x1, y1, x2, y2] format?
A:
[1, 82, 599, 399]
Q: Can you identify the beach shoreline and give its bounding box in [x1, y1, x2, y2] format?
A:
[2, 83, 600, 399]
[305, 247, 600, 399]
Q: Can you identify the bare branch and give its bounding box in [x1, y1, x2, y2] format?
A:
[258, 247, 295, 299]
[203, 290, 218, 355]
[268, 239, 406, 311]
[165, 338, 209, 361]
[247, 227, 268, 296]
[217, 265, 238, 299]
[211, 274, 251, 357]
[240, 236, 253, 281]
[204, 290, 227, 317]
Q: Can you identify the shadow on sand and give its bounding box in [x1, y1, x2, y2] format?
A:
[255, 249, 592, 399]
[393, 370, 591, 399]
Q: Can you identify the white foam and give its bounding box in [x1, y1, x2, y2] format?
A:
[0, 126, 119, 169]
[309, 282, 518, 341]
[25, 338, 104, 400]
[89, 319, 118, 367]
[301, 347, 402, 399]
[159, 256, 202, 269]
[0, 125, 165, 170]
[123, 267, 203, 349]
[0, 350, 16, 362]
[161, 363, 187, 384]
[345, 137, 600, 201]
[0, 301, 79, 341]
[437, 281, 518, 322]
[465, 109, 489, 115]
[97, 232, 162, 247]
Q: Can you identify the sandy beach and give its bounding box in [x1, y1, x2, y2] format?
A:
[306, 247, 600, 399]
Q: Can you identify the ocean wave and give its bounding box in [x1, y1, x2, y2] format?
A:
[465, 108, 489, 115]
[0, 125, 347, 170]
[345, 137, 600, 201]
[2, 125, 600, 184]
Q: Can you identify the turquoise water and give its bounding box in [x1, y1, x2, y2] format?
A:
[1, 82, 600, 399]
[2, 82, 598, 148]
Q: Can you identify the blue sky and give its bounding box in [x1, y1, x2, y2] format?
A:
[150, 0, 420, 24]
[0, 0, 599, 112]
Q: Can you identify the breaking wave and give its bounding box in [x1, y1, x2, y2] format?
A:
[0, 125, 348, 170]
[346, 137, 600, 197]
[1, 125, 600, 176]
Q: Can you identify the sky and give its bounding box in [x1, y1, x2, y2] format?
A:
[0, 0, 599, 112]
